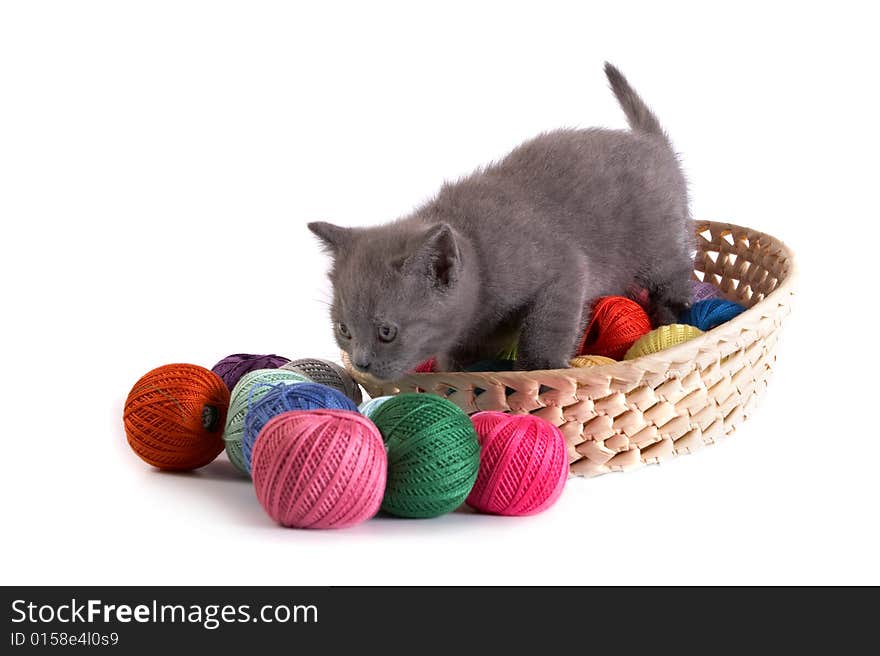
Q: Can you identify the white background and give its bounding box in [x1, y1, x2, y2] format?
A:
[2, 1, 878, 585]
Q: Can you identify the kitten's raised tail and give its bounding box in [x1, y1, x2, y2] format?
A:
[604, 62, 667, 141]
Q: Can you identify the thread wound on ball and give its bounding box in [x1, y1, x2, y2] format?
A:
[577, 296, 652, 361]
[281, 358, 363, 405]
[680, 298, 745, 331]
[413, 358, 437, 373]
[467, 412, 568, 516]
[691, 280, 723, 303]
[211, 353, 290, 390]
[358, 395, 394, 418]
[251, 409, 387, 529]
[625, 324, 704, 360]
[123, 363, 229, 471]
[569, 355, 617, 368]
[370, 393, 480, 519]
[242, 382, 358, 472]
[222, 368, 311, 475]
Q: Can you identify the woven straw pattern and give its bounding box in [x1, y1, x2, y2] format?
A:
[346, 220, 797, 477]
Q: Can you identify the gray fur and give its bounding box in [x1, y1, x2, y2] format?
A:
[309, 63, 692, 380]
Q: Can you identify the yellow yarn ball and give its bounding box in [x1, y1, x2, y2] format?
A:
[569, 355, 617, 368]
[624, 324, 704, 360]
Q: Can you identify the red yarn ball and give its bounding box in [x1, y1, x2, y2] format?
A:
[251, 409, 387, 529]
[467, 412, 568, 516]
[123, 363, 229, 471]
[413, 358, 437, 373]
[576, 296, 652, 360]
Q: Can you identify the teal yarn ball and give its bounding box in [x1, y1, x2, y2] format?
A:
[358, 395, 394, 418]
[222, 368, 310, 474]
[369, 393, 480, 519]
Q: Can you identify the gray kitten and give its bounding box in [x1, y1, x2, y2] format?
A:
[309, 63, 691, 380]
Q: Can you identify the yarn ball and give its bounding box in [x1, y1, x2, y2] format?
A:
[281, 358, 362, 405]
[467, 412, 568, 516]
[680, 298, 746, 331]
[413, 358, 437, 373]
[370, 393, 480, 518]
[123, 363, 229, 471]
[222, 368, 310, 474]
[625, 324, 704, 360]
[569, 355, 618, 368]
[251, 409, 387, 529]
[242, 382, 358, 472]
[691, 280, 723, 303]
[577, 296, 652, 360]
[211, 353, 290, 391]
[358, 395, 394, 418]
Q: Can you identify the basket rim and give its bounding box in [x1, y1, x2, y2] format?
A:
[347, 219, 797, 389]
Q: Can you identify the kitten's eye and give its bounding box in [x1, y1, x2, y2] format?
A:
[377, 324, 397, 343]
[337, 322, 351, 339]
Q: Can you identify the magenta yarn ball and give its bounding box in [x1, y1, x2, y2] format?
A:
[467, 412, 568, 516]
[251, 409, 387, 529]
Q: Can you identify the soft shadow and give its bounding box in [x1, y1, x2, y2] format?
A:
[150, 458, 250, 483]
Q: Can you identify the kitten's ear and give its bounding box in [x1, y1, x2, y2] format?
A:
[308, 221, 352, 254]
[405, 223, 461, 288]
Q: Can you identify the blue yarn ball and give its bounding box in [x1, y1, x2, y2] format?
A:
[242, 382, 358, 472]
[680, 299, 746, 331]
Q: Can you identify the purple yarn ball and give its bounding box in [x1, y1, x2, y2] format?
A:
[211, 353, 291, 390]
[691, 280, 723, 303]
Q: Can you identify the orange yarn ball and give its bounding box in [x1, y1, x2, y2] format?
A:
[123, 364, 230, 471]
[576, 296, 652, 360]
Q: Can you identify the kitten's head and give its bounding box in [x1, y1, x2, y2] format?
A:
[308, 220, 469, 380]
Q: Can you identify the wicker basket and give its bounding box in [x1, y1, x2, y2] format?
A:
[346, 220, 797, 477]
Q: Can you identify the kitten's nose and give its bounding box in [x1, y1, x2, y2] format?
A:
[354, 357, 371, 372]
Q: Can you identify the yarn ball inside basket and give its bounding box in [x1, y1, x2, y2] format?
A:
[211, 353, 290, 391]
[691, 280, 723, 303]
[281, 358, 362, 405]
[242, 382, 358, 472]
[358, 395, 394, 418]
[251, 409, 387, 529]
[467, 412, 568, 516]
[576, 296, 652, 360]
[369, 393, 480, 519]
[625, 324, 704, 360]
[413, 358, 437, 373]
[223, 368, 311, 474]
[569, 355, 617, 368]
[680, 298, 746, 331]
[123, 363, 229, 471]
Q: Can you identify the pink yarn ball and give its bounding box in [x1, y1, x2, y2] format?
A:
[467, 412, 568, 516]
[251, 409, 387, 529]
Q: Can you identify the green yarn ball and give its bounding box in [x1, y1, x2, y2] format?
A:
[222, 368, 310, 474]
[370, 393, 480, 519]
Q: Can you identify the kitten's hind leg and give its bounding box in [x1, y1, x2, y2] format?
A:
[515, 282, 587, 371]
